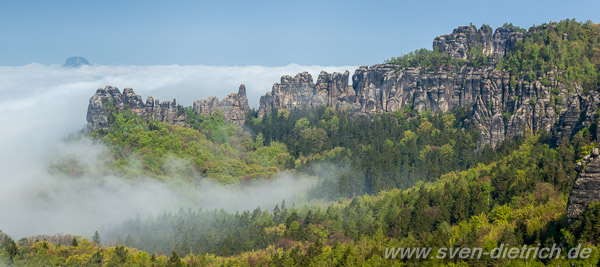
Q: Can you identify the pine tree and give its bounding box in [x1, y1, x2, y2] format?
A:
[167, 250, 184, 267]
[92, 231, 101, 246]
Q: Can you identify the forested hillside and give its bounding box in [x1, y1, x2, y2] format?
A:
[86, 107, 291, 184]
[104, 131, 594, 260]
[247, 106, 522, 197]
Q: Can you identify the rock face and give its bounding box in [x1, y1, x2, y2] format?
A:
[86, 85, 249, 131]
[258, 71, 351, 117]
[567, 148, 600, 223]
[432, 25, 524, 60]
[193, 85, 250, 125]
[256, 25, 600, 148]
[258, 64, 599, 148]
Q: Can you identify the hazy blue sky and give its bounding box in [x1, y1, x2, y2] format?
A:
[1, 0, 599, 66]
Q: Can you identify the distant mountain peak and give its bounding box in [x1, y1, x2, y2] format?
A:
[63, 57, 90, 67]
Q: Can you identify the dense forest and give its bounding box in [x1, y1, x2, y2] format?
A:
[2, 19, 600, 266]
[246, 105, 524, 198]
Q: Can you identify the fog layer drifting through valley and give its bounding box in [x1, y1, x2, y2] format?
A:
[0, 63, 355, 239]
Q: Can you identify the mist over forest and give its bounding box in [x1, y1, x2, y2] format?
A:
[0, 64, 353, 239]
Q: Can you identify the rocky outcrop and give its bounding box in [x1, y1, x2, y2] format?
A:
[87, 86, 125, 130]
[193, 85, 250, 125]
[87, 24, 600, 149]
[432, 25, 524, 60]
[258, 71, 350, 117]
[567, 148, 600, 223]
[258, 64, 600, 148]
[86, 85, 249, 131]
[256, 25, 599, 148]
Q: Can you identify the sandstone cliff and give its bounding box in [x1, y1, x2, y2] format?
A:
[259, 66, 600, 148]
[86, 85, 250, 131]
[567, 148, 600, 223]
[258, 71, 351, 117]
[257, 25, 600, 148]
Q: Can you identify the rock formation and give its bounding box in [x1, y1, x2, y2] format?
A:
[84, 22, 600, 227]
[256, 25, 600, 148]
[87, 24, 600, 149]
[86, 85, 249, 131]
[193, 85, 250, 125]
[432, 25, 523, 61]
[258, 64, 599, 148]
[567, 148, 600, 223]
[258, 71, 350, 117]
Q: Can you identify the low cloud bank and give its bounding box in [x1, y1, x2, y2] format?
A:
[0, 63, 353, 239]
[3, 138, 320, 239]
